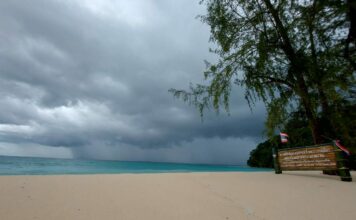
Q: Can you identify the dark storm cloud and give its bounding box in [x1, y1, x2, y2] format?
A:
[0, 0, 266, 164]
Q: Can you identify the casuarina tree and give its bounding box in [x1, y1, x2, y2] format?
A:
[170, 0, 355, 144]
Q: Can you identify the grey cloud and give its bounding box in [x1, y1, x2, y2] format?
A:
[72, 137, 257, 165]
[0, 0, 266, 164]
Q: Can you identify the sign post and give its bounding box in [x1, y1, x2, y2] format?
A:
[273, 143, 352, 182]
[333, 141, 352, 182]
[272, 147, 282, 174]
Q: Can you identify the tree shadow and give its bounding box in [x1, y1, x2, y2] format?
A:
[281, 171, 355, 182]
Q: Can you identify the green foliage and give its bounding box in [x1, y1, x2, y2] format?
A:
[170, 0, 355, 145]
[247, 138, 276, 168]
[248, 109, 313, 168]
[283, 113, 313, 147]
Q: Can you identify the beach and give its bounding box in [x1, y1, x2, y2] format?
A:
[0, 171, 355, 220]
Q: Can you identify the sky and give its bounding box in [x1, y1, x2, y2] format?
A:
[0, 0, 266, 165]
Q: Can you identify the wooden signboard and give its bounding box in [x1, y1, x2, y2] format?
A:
[273, 142, 352, 182]
[278, 145, 337, 171]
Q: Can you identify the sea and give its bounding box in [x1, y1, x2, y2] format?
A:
[0, 155, 271, 175]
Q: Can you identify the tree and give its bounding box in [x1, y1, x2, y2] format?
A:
[170, 0, 355, 144]
[247, 139, 275, 168]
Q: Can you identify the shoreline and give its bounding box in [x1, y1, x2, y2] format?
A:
[1, 171, 355, 220]
[0, 170, 273, 176]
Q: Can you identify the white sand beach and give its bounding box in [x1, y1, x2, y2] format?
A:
[0, 171, 355, 220]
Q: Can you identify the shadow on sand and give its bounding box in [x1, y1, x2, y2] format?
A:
[281, 171, 355, 182]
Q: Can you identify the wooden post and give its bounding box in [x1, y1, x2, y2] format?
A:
[272, 148, 282, 174]
[333, 142, 352, 182]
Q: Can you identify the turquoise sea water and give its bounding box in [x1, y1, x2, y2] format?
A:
[0, 155, 271, 175]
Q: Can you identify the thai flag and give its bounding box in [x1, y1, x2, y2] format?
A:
[335, 140, 351, 155]
[280, 132, 288, 143]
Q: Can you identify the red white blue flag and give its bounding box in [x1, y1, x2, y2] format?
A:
[335, 140, 351, 155]
[280, 132, 288, 143]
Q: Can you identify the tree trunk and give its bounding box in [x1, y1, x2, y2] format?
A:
[296, 74, 323, 144]
[263, 0, 323, 144]
[300, 95, 322, 144]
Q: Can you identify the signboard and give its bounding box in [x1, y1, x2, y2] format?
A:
[277, 145, 337, 171]
[273, 142, 352, 181]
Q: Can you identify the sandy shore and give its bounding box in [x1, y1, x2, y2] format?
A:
[0, 171, 355, 220]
